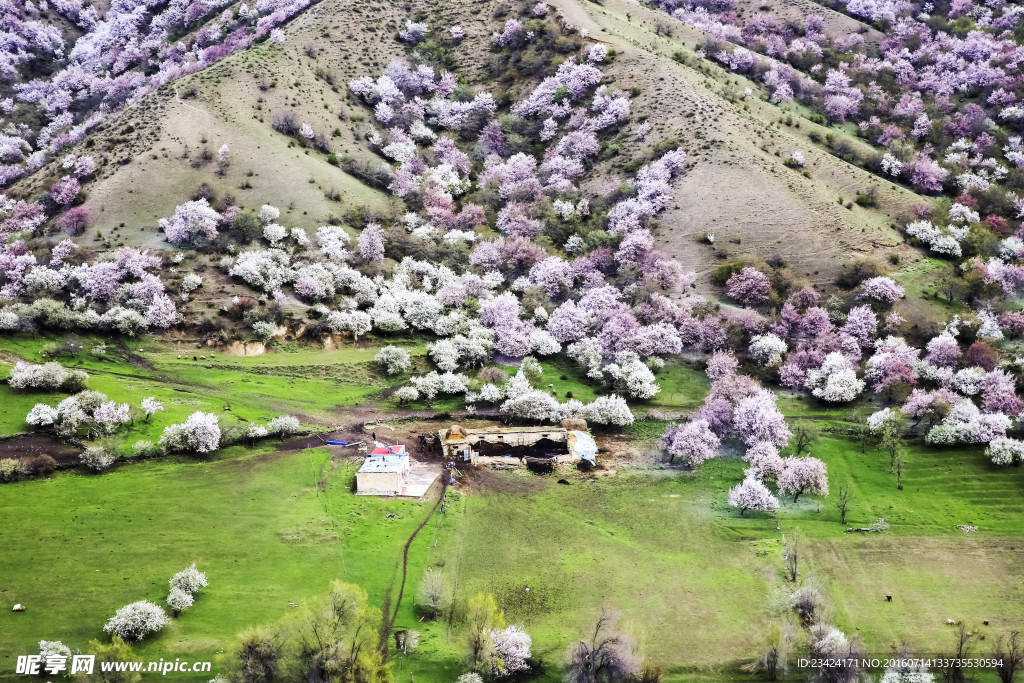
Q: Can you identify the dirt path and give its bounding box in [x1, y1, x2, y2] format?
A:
[394, 480, 447, 622]
[378, 478, 448, 654]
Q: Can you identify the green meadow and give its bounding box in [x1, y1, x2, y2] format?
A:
[2, 420, 1022, 681]
[1, 334, 1022, 681]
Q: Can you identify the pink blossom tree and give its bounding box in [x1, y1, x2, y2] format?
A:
[663, 419, 720, 467]
[358, 223, 387, 263]
[864, 336, 920, 396]
[547, 300, 593, 342]
[743, 441, 784, 481]
[57, 206, 90, 235]
[980, 370, 1024, 417]
[728, 477, 780, 516]
[924, 332, 961, 367]
[705, 350, 739, 380]
[49, 176, 80, 206]
[841, 306, 878, 348]
[857, 277, 905, 305]
[777, 456, 829, 502]
[726, 267, 771, 304]
[732, 388, 792, 448]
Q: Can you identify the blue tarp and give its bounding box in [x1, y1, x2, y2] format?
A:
[569, 431, 598, 465]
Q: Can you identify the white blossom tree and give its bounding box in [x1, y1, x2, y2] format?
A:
[26, 403, 59, 427]
[159, 412, 221, 453]
[169, 563, 208, 594]
[988, 437, 1024, 466]
[268, 415, 300, 437]
[80, 446, 116, 472]
[501, 390, 561, 422]
[166, 586, 194, 616]
[749, 334, 788, 367]
[727, 477, 780, 516]
[141, 396, 164, 422]
[427, 339, 461, 372]
[159, 199, 221, 247]
[804, 352, 865, 403]
[395, 386, 420, 404]
[375, 345, 412, 375]
[103, 601, 169, 642]
[584, 395, 634, 426]
[9, 361, 88, 391]
[484, 625, 532, 677]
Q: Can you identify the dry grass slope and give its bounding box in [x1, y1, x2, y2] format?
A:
[547, 0, 928, 285]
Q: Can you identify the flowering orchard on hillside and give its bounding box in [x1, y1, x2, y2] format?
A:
[648, 0, 1024, 309]
[1, 5, 1023, 500]
[0, 241, 178, 335]
[650, 0, 1024, 212]
[0, 0, 316, 187]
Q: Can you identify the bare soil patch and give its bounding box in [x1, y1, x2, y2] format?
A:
[0, 434, 81, 466]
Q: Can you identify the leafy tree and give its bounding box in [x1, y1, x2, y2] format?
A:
[834, 485, 852, 525]
[73, 637, 141, 683]
[467, 593, 505, 671]
[872, 409, 906, 474]
[288, 581, 390, 683]
[942, 623, 976, 683]
[0, 458, 20, 483]
[749, 621, 793, 681]
[784, 532, 799, 583]
[791, 424, 816, 456]
[231, 211, 263, 243]
[233, 627, 284, 683]
[80, 446, 116, 472]
[992, 630, 1023, 683]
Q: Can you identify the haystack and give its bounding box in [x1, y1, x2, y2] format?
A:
[561, 418, 588, 432]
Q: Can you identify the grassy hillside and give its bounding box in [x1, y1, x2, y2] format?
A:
[12, 0, 932, 293]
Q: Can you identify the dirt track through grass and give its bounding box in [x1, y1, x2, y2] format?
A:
[389, 479, 449, 629]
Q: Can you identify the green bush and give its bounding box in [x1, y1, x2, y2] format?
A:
[855, 192, 878, 208]
[0, 458, 20, 483]
[710, 261, 746, 286]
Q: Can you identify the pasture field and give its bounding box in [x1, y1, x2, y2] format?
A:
[0, 335, 404, 449]
[0, 334, 711, 449]
[2, 411, 1022, 681]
